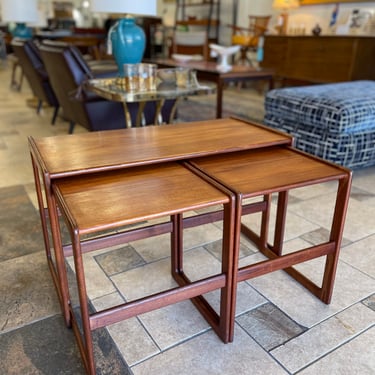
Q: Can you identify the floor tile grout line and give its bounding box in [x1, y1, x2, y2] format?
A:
[292, 324, 375, 375]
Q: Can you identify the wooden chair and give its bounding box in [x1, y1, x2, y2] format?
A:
[60, 35, 104, 60]
[171, 30, 209, 61]
[228, 15, 271, 66]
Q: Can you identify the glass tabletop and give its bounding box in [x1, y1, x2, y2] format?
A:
[86, 77, 216, 103]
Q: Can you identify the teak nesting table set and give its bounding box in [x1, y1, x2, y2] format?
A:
[29, 118, 352, 374]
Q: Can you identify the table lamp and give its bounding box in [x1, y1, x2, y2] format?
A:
[91, 0, 156, 76]
[0, 0, 38, 38]
[273, 0, 300, 35]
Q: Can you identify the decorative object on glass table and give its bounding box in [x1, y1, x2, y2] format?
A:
[157, 68, 199, 89]
[121, 63, 139, 92]
[175, 67, 191, 87]
[138, 63, 157, 91]
[157, 68, 177, 84]
[91, 1, 157, 76]
[120, 63, 157, 92]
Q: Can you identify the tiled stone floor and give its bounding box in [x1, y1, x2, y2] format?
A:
[0, 61, 374, 375]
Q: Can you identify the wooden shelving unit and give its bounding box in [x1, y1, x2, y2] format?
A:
[175, 0, 221, 42]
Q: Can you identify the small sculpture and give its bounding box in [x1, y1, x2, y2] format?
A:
[350, 9, 361, 28]
[209, 44, 241, 72]
[312, 24, 322, 36]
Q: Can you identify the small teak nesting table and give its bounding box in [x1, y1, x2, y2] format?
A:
[29, 117, 351, 374]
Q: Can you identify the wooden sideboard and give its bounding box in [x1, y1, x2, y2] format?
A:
[260, 35, 375, 83]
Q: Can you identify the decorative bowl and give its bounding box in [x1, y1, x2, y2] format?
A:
[157, 68, 176, 83]
[172, 53, 203, 63]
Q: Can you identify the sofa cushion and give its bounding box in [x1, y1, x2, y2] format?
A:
[265, 81, 375, 134]
[264, 115, 375, 169]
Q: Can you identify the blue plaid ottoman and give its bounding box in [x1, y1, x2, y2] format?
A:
[264, 81, 375, 169]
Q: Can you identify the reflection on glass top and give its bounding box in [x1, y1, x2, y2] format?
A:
[87, 76, 215, 103]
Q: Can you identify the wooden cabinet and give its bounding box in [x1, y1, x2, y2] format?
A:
[260, 35, 375, 83]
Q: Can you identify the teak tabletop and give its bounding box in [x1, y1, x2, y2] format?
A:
[53, 163, 231, 234]
[29, 118, 291, 179]
[189, 147, 349, 197]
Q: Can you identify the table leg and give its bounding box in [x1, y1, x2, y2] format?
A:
[171, 214, 183, 275]
[71, 237, 96, 375]
[259, 194, 272, 250]
[125, 101, 164, 127]
[122, 102, 133, 128]
[269, 76, 274, 90]
[30, 152, 71, 327]
[154, 99, 165, 125]
[123, 102, 147, 127]
[30, 154, 52, 266]
[216, 79, 224, 118]
[47, 187, 72, 327]
[135, 102, 146, 127]
[321, 175, 352, 303]
[272, 191, 289, 256]
[167, 98, 180, 124]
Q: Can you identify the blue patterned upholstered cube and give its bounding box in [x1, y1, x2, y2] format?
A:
[264, 81, 375, 169]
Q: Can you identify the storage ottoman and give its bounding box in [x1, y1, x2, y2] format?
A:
[264, 81, 375, 169]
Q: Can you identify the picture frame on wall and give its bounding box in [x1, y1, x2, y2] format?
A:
[301, 0, 373, 4]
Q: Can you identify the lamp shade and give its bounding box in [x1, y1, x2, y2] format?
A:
[91, 0, 156, 16]
[1, 0, 38, 23]
[272, 0, 300, 10]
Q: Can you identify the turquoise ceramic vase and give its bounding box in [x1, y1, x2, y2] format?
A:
[12, 23, 33, 39]
[110, 17, 145, 76]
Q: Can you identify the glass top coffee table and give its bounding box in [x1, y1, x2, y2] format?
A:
[87, 77, 215, 127]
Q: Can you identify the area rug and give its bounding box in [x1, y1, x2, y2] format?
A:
[176, 85, 266, 123]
